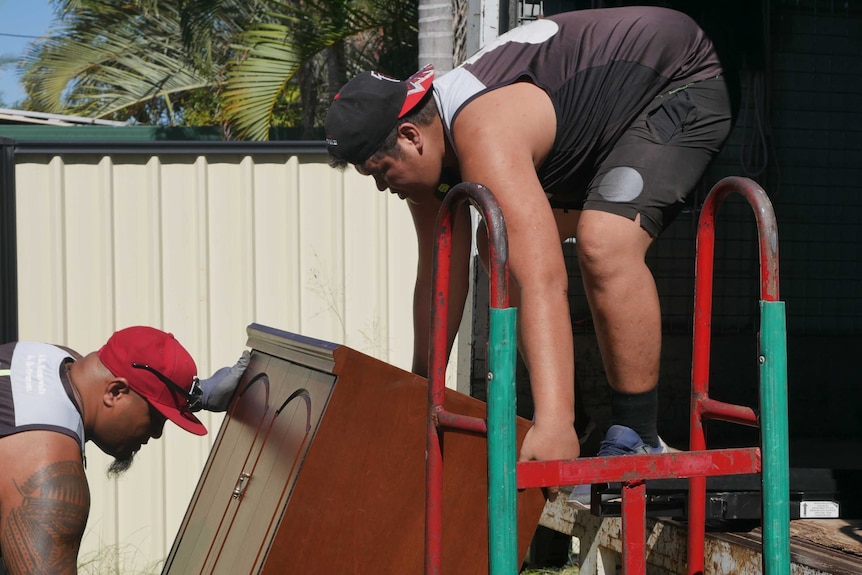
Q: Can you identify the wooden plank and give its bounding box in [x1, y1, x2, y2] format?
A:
[540, 501, 862, 575]
[788, 520, 862, 557]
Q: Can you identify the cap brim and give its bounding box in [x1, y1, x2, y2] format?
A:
[398, 64, 435, 117]
[151, 401, 207, 436]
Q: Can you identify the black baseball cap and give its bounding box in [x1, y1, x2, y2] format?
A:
[325, 64, 435, 165]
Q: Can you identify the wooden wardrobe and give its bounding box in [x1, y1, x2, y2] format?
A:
[162, 323, 546, 574]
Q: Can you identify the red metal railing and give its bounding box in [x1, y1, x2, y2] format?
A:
[687, 176, 788, 575]
[425, 182, 511, 574]
[426, 176, 790, 575]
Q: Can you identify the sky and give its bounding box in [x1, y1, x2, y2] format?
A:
[0, 0, 55, 106]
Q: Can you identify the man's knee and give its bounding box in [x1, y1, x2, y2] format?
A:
[576, 211, 652, 276]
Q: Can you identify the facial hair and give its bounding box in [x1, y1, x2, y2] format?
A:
[107, 452, 136, 476]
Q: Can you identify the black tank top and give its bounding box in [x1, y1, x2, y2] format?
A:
[432, 6, 722, 204]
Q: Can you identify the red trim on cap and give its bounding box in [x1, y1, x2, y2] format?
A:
[398, 64, 435, 118]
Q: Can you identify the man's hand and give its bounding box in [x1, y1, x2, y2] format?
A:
[197, 350, 251, 412]
[519, 420, 581, 501]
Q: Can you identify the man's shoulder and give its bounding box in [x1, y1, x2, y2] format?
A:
[450, 83, 555, 153]
[1, 343, 86, 454]
[0, 431, 87, 491]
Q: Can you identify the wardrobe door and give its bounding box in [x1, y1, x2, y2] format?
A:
[213, 362, 336, 574]
[163, 354, 275, 574]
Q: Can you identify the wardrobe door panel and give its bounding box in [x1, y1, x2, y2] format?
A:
[164, 355, 275, 574]
[218, 365, 336, 574]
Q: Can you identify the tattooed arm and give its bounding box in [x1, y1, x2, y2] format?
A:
[0, 431, 90, 575]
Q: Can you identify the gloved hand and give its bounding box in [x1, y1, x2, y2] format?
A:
[195, 350, 251, 412]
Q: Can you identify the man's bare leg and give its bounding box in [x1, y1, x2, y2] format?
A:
[576, 210, 662, 446]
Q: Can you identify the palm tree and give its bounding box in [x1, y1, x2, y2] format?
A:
[220, 0, 417, 139]
[21, 0, 230, 125]
[20, 0, 418, 138]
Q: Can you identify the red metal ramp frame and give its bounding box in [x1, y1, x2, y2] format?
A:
[425, 177, 790, 575]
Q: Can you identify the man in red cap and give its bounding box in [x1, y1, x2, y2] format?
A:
[0, 326, 248, 574]
[326, 6, 732, 486]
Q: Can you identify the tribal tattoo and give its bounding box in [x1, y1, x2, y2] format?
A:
[2, 460, 89, 575]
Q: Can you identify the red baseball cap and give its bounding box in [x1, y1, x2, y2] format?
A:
[98, 326, 206, 436]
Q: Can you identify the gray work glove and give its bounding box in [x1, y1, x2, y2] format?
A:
[195, 350, 251, 412]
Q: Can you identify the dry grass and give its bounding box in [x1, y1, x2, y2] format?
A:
[76, 543, 162, 575]
[521, 567, 580, 575]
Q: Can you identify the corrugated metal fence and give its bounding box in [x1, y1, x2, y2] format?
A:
[6, 138, 469, 573]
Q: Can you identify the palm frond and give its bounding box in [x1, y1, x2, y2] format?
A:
[222, 25, 305, 140]
[178, 0, 267, 69]
[222, 0, 417, 140]
[30, 0, 420, 132]
[21, 5, 217, 120]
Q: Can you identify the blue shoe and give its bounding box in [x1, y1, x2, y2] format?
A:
[597, 425, 670, 456]
[567, 426, 672, 508]
[566, 484, 594, 508]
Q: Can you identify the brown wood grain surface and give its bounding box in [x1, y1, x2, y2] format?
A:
[164, 332, 545, 575]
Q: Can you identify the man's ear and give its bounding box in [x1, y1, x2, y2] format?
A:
[398, 123, 423, 149]
[104, 378, 132, 407]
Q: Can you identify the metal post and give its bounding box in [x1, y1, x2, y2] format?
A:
[0, 138, 18, 342]
[621, 481, 647, 575]
[426, 182, 515, 574]
[759, 300, 790, 575]
[487, 306, 518, 573]
[689, 176, 790, 575]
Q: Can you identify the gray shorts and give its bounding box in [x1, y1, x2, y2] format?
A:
[583, 75, 733, 237]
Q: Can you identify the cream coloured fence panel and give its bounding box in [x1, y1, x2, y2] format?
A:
[14, 151, 469, 573]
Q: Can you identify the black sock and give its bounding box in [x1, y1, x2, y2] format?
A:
[609, 387, 659, 447]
